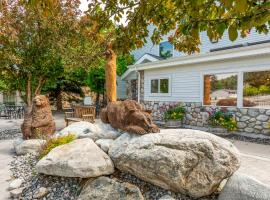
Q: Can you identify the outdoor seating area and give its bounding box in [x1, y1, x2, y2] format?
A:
[0, 104, 25, 119]
[64, 105, 96, 126]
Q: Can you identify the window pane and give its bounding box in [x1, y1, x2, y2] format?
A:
[151, 79, 159, 93]
[243, 71, 270, 108]
[204, 73, 238, 106]
[159, 41, 173, 59]
[160, 79, 169, 93]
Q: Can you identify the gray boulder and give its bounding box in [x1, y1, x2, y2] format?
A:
[14, 138, 46, 155]
[36, 138, 114, 178]
[77, 176, 144, 200]
[95, 139, 114, 153]
[109, 129, 240, 198]
[57, 121, 121, 141]
[218, 172, 270, 200]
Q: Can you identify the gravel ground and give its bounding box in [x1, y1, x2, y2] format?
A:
[10, 154, 218, 200]
[113, 171, 218, 200]
[9, 153, 82, 200]
[0, 128, 22, 140]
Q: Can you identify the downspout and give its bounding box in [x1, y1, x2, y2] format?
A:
[135, 67, 140, 103]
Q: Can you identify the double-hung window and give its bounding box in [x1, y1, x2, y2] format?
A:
[151, 78, 170, 95]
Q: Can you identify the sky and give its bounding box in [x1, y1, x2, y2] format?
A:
[80, 0, 89, 12]
[79, 0, 128, 25]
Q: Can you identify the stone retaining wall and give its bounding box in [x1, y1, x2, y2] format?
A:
[142, 101, 270, 134]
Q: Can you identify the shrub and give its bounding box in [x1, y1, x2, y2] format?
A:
[216, 98, 256, 107]
[164, 106, 185, 120]
[244, 86, 259, 96]
[208, 107, 237, 131]
[39, 134, 76, 159]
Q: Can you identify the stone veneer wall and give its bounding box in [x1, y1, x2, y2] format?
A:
[142, 101, 270, 135]
[127, 80, 138, 100]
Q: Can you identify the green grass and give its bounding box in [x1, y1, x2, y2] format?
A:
[39, 134, 76, 159]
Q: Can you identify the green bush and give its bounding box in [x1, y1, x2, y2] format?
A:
[244, 85, 270, 96]
[39, 134, 76, 159]
[164, 106, 185, 120]
[259, 85, 270, 94]
[244, 86, 259, 96]
[208, 108, 237, 131]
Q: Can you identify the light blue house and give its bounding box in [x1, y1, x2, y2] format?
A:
[122, 25, 270, 134]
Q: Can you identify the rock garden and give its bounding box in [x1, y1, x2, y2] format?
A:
[6, 118, 270, 200]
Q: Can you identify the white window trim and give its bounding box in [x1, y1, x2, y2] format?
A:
[149, 76, 171, 97]
[201, 68, 270, 108]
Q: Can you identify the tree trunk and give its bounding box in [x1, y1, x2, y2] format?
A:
[105, 44, 117, 102]
[26, 74, 32, 107]
[95, 92, 100, 116]
[34, 77, 46, 96]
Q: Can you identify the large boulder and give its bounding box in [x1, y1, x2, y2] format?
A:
[109, 129, 241, 198]
[77, 176, 144, 200]
[36, 138, 114, 178]
[95, 139, 114, 153]
[57, 121, 121, 141]
[14, 138, 46, 155]
[218, 172, 270, 200]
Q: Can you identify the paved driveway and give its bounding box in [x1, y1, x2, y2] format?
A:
[231, 140, 270, 186]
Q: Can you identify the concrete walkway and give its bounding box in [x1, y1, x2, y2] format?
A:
[0, 140, 14, 200]
[231, 140, 270, 186]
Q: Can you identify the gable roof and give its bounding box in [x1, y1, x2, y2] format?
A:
[134, 53, 163, 65]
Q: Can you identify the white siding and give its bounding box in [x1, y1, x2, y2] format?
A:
[144, 54, 270, 102]
[132, 25, 270, 61]
[117, 76, 127, 100]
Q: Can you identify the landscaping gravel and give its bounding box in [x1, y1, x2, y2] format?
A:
[9, 153, 82, 200]
[0, 128, 22, 140]
[113, 171, 219, 200]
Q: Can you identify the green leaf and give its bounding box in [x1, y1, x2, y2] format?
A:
[228, 25, 238, 41]
[235, 0, 248, 13]
[217, 23, 227, 35]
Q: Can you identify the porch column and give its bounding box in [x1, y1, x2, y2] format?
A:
[203, 75, 211, 105]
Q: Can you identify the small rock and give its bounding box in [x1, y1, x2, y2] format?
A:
[248, 109, 259, 117]
[78, 176, 144, 200]
[33, 187, 48, 198]
[9, 178, 23, 190]
[10, 188, 23, 198]
[158, 194, 176, 200]
[256, 115, 269, 122]
[14, 138, 46, 155]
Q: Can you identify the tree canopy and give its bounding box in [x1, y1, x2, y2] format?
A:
[88, 0, 270, 54]
[0, 0, 98, 105]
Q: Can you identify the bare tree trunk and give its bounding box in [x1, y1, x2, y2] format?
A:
[105, 44, 117, 102]
[34, 77, 46, 96]
[95, 92, 100, 116]
[56, 89, 63, 111]
[26, 74, 32, 107]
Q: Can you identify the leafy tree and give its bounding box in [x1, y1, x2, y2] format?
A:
[42, 68, 87, 110]
[86, 54, 133, 112]
[0, 0, 94, 107]
[23, 0, 270, 102]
